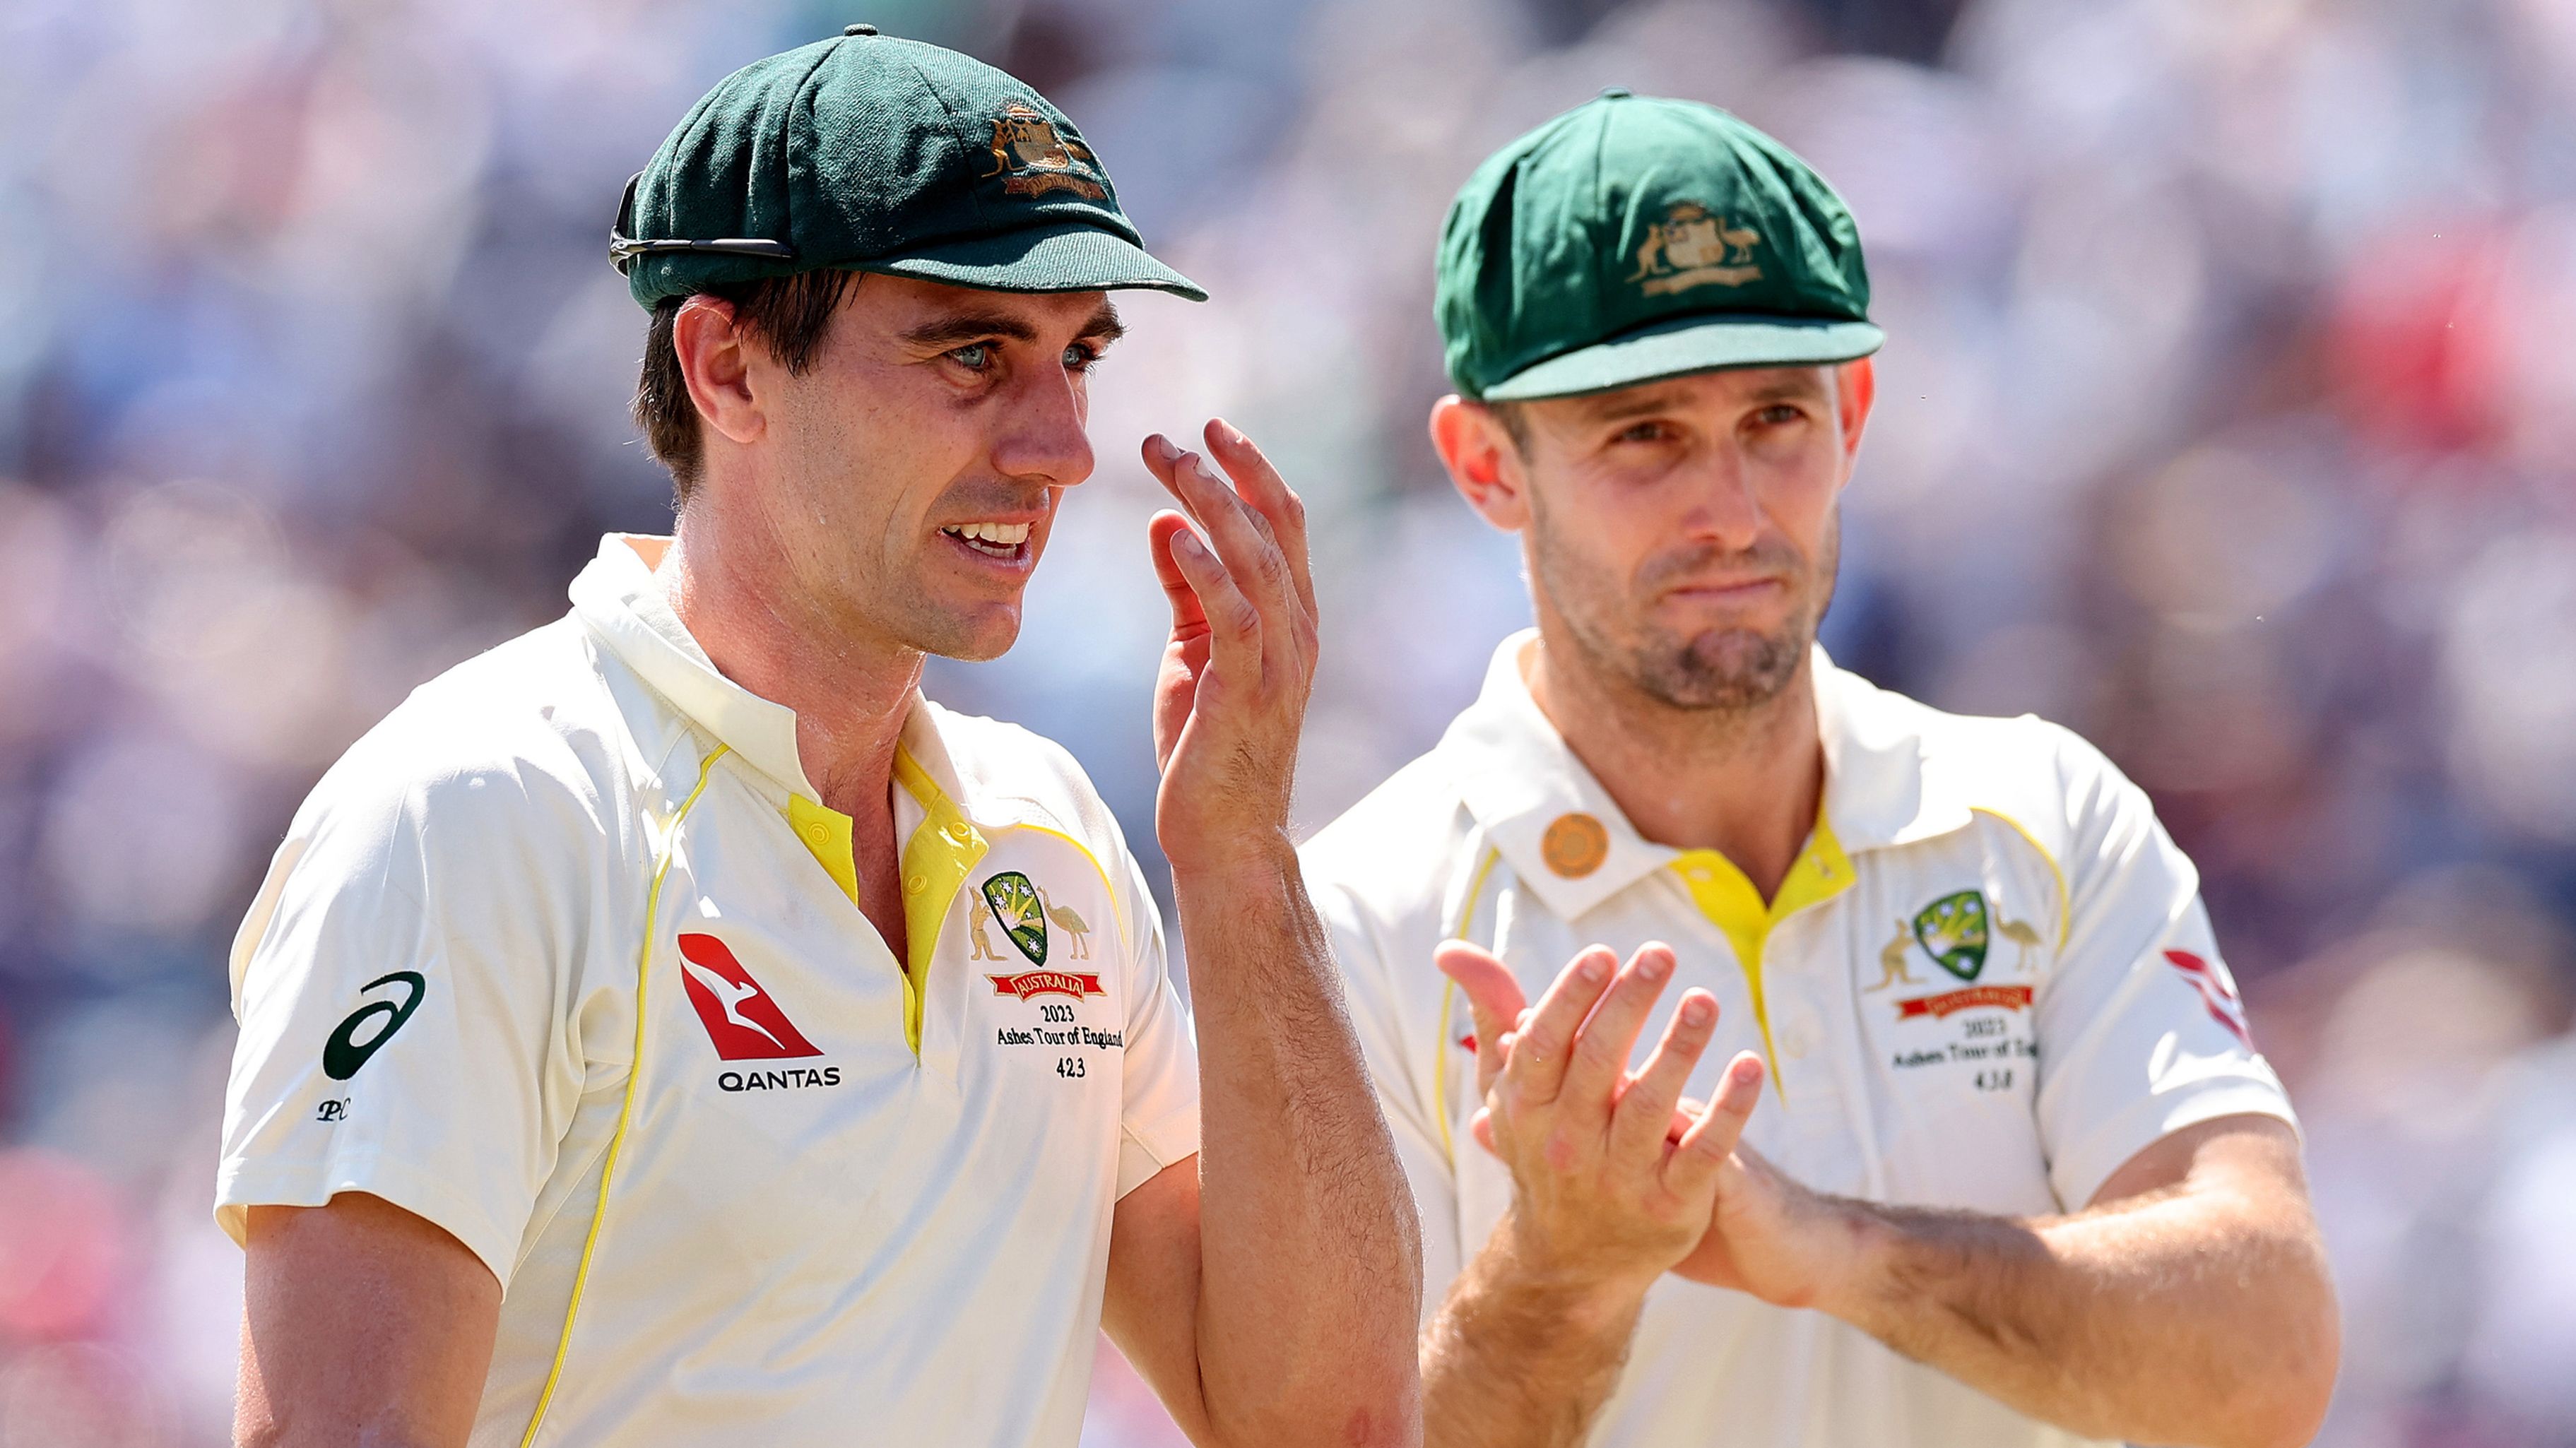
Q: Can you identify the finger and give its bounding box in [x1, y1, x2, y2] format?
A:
[1152, 444, 1295, 649]
[1668, 1098, 1707, 1146]
[1556, 942, 1679, 1117]
[1436, 940, 1527, 1096]
[1608, 990, 1717, 1165]
[1204, 418, 1316, 624]
[1666, 1052, 1766, 1197]
[1147, 511, 1210, 641]
[1159, 511, 1262, 695]
[1503, 944, 1619, 1105]
[1469, 1107, 1498, 1156]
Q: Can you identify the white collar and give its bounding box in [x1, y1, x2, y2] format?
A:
[566, 533, 976, 813]
[1439, 629, 1973, 918]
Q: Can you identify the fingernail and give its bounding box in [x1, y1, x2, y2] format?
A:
[1681, 997, 1713, 1026]
[1733, 1057, 1763, 1084]
[1173, 529, 1206, 556]
[1640, 953, 1671, 982]
[1577, 956, 1607, 983]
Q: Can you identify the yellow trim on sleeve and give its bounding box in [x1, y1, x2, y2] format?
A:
[1969, 806, 2071, 950]
[892, 747, 987, 1057]
[519, 743, 730, 1448]
[1433, 845, 1505, 1165]
[1669, 808, 1854, 1100]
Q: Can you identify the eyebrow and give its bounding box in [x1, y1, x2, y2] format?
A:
[1572, 371, 1829, 423]
[901, 300, 1125, 350]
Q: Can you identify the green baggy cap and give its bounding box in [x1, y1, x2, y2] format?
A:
[615, 27, 1204, 309]
[1436, 91, 1879, 401]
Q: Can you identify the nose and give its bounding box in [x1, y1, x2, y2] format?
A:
[1679, 450, 1763, 552]
[991, 358, 1095, 491]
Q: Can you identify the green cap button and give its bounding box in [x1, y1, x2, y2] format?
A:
[1435, 94, 1879, 401]
[614, 33, 1203, 309]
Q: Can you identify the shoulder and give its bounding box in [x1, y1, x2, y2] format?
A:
[927, 701, 1130, 859]
[1841, 670, 2161, 886]
[234, 618, 643, 998]
[289, 617, 637, 867]
[1300, 747, 1482, 963]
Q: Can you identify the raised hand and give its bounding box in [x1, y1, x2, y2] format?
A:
[1444, 939, 1865, 1312]
[1437, 939, 1766, 1297]
[1140, 420, 1318, 877]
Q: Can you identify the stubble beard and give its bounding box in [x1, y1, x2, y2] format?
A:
[1532, 500, 1839, 718]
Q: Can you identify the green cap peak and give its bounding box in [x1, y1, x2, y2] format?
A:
[615, 31, 1203, 309]
[1436, 94, 1879, 401]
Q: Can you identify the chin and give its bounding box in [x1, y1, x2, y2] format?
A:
[915, 609, 1023, 663]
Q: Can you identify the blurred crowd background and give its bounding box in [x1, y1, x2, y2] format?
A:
[2, 0, 2573, 1442]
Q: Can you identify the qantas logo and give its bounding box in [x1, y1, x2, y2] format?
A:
[2163, 949, 2254, 1049]
[677, 933, 823, 1060]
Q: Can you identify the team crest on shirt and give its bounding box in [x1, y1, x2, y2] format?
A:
[1912, 889, 1990, 981]
[978, 870, 1055, 964]
[1879, 891, 2045, 1028]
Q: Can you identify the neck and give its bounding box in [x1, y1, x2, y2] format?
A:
[1525, 622, 1825, 901]
[656, 515, 923, 819]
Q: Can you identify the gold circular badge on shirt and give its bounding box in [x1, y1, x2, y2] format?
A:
[1541, 812, 1609, 879]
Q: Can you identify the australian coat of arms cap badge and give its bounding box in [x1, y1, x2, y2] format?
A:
[979, 102, 1108, 200]
[1627, 201, 1763, 297]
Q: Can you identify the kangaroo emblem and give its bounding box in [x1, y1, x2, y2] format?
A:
[1037, 885, 1092, 961]
[678, 956, 787, 1049]
[1996, 915, 2044, 975]
[1865, 919, 1925, 993]
[969, 908, 1004, 961]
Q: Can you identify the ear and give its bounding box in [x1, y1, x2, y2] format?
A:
[671, 296, 767, 449]
[1429, 395, 1532, 532]
[1833, 356, 1876, 467]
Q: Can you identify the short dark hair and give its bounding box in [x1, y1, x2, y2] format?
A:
[635, 268, 863, 506]
[1484, 398, 1534, 457]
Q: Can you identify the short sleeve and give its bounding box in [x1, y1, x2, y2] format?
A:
[2033, 737, 2298, 1209]
[1113, 850, 1200, 1198]
[216, 759, 592, 1283]
[1311, 877, 1463, 1321]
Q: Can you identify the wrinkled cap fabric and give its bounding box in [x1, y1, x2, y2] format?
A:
[618, 32, 1204, 309]
[1436, 93, 1880, 401]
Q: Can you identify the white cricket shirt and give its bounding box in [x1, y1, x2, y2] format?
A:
[218, 534, 1200, 1448]
[1304, 629, 2295, 1448]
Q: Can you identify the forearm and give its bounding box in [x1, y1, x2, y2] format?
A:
[1174, 842, 1422, 1446]
[1816, 1189, 2336, 1448]
[1422, 1217, 1646, 1448]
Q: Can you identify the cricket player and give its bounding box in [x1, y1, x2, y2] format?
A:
[1304, 93, 2339, 1447]
[216, 30, 1419, 1448]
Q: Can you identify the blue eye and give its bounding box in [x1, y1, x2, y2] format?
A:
[1063, 343, 1100, 373]
[950, 343, 993, 370]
